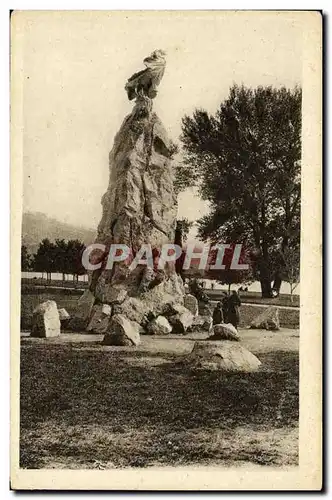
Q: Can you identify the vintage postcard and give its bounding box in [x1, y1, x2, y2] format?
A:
[10, 10, 322, 490]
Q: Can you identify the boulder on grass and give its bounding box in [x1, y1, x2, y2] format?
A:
[87, 304, 112, 334]
[188, 315, 213, 333]
[188, 341, 261, 372]
[184, 294, 199, 316]
[169, 308, 194, 334]
[103, 314, 141, 346]
[250, 306, 280, 331]
[31, 300, 60, 338]
[147, 315, 172, 335]
[208, 323, 240, 341]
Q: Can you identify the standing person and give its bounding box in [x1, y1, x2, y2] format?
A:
[221, 292, 229, 324]
[212, 301, 224, 325]
[228, 290, 241, 330]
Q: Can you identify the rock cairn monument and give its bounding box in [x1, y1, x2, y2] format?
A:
[70, 50, 189, 343]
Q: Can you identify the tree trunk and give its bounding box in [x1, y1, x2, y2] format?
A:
[228, 283, 231, 294]
[260, 278, 273, 298]
[290, 282, 296, 302]
[272, 272, 282, 296]
[258, 251, 273, 298]
[174, 221, 184, 277]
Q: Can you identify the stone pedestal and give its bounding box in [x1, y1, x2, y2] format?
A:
[71, 98, 185, 338]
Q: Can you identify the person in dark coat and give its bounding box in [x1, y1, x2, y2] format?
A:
[228, 290, 241, 330]
[212, 301, 224, 325]
[221, 292, 229, 323]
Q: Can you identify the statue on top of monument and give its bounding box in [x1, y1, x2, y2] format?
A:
[125, 49, 166, 101]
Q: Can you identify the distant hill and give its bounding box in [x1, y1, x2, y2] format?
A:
[22, 212, 96, 255]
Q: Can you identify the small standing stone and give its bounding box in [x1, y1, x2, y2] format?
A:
[250, 306, 280, 331]
[169, 309, 194, 334]
[87, 304, 112, 334]
[147, 315, 172, 335]
[31, 300, 60, 338]
[103, 314, 141, 346]
[184, 294, 199, 316]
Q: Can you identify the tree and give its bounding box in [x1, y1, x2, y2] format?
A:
[174, 218, 193, 248]
[180, 84, 301, 297]
[174, 162, 196, 196]
[21, 245, 32, 271]
[32, 238, 86, 282]
[173, 218, 193, 277]
[66, 239, 86, 281]
[281, 244, 300, 302]
[175, 218, 193, 243]
[54, 239, 69, 280]
[32, 239, 57, 280]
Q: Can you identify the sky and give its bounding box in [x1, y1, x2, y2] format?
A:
[20, 10, 303, 232]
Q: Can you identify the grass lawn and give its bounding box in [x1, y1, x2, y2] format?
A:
[20, 331, 299, 469]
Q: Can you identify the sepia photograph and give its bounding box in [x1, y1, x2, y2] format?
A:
[10, 10, 322, 490]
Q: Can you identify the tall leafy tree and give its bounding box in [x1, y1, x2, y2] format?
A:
[66, 239, 86, 281]
[54, 239, 70, 280]
[179, 84, 301, 297]
[32, 238, 57, 280]
[21, 245, 32, 271]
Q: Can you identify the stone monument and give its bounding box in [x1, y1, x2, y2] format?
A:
[70, 50, 188, 340]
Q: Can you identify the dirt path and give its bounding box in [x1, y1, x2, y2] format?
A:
[21, 327, 299, 354]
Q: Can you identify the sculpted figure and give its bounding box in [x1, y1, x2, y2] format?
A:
[125, 49, 166, 101]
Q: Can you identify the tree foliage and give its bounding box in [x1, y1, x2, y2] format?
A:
[180, 84, 301, 297]
[32, 238, 57, 279]
[66, 239, 86, 279]
[21, 245, 32, 271]
[31, 238, 86, 280]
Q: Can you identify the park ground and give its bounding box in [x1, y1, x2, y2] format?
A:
[20, 288, 300, 330]
[20, 328, 299, 470]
